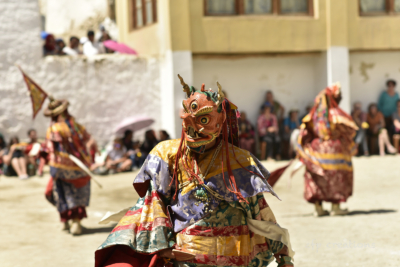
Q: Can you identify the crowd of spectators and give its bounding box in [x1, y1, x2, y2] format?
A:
[0, 128, 171, 179]
[42, 27, 114, 57]
[238, 79, 400, 161]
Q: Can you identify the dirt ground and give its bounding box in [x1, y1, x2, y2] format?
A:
[0, 155, 399, 267]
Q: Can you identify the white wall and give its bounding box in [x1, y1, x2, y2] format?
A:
[45, 0, 108, 39]
[350, 51, 400, 111]
[193, 55, 322, 126]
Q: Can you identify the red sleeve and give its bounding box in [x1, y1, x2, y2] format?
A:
[95, 245, 163, 267]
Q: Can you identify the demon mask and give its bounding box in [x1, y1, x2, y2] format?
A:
[178, 75, 226, 153]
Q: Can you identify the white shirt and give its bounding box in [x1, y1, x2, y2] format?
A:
[62, 46, 80, 56]
[83, 41, 105, 56]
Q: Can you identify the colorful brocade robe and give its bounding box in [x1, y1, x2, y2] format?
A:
[297, 89, 358, 203]
[95, 139, 294, 267]
[45, 117, 92, 213]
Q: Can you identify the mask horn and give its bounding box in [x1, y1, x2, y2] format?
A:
[216, 82, 225, 106]
[178, 74, 191, 98]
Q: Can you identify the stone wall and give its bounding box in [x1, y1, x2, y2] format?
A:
[0, 0, 161, 145]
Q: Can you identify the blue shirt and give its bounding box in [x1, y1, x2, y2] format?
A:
[284, 117, 300, 130]
[378, 91, 399, 117]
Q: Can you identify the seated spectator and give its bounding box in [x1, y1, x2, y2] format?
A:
[91, 138, 132, 174]
[257, 104, 281, 161]
[0, 133, 6, 174]
[366, 103, 396, 156]
[238, 112, 255, 154]
[392, 100, 400, 152]
[24, 129, 40, 176]
[63, 36, 81, 56]
[2, 136, 29, 179]
[378, 79, 399, 136]
[283, 109, 301, 158]
[300, 105, 312, 121]
[263, 90, 285, 120]
[159, 130, 170, 142]
[43, 34, 57, 56]
[352, 102, 369, 156]
[56, 38, 66, 55]
[83, 30, 104, 56]
[140, 130, 159, 157]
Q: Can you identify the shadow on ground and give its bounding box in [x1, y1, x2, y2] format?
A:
[81, 224, 116, 235]
[346, 209, 397, 216]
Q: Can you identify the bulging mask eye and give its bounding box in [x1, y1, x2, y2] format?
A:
[199, 116, 210, 125]
[191, 101, 198, 111]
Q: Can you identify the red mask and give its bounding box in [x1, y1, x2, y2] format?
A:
[181, 92, 226, 149]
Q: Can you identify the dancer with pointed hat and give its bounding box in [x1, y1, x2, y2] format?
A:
[95, 75, 294, 267]
[44, 96, 95, 235]
[296, 83, 358, 216]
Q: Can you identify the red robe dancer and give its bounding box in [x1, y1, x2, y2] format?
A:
[297, 83, 358, 216]
[44, 97, 93, 235]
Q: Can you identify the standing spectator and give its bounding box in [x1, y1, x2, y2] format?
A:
[159, 130, 170, 142]
[63, 36, 81, 56]
[83, 30, 104, 56]
[378, 79, 399, 136]
[257, 104, 281, 160]
[351, 102, 369, 156]
[283, 109, 301, 157]
[392, 100, 400, 152]
[263, 90, 285, 120]
[238, 112, 255, 154]
[43, 34, 57, 56]
[2, 136, 29, 179]
[366, 103, 396, 156]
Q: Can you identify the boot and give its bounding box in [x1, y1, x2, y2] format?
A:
[313, 202, 329, 217]
[330, 203, 348, 216]
[70, 218, 82, 235]
[61, 221, 69, 231]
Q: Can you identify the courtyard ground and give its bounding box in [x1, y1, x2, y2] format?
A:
[0, 155, 399, 266]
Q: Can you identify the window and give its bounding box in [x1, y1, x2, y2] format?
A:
[132, 0, 157, 29]
[204, 0, 313, 16]
[360, 0, 400, 15]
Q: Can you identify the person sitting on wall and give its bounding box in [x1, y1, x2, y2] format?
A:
[378, 79, 399, 137]
[366, 103, 396, 156]
[2, 136, 29, 179]
[83, 30, 104, 56]
[351, 102, 369, 156]
[24, 129, 40, 176]
[43, 34, 57, 56]
[238, 111, 255, 154]
[63, 36, 81, 56]
[0, 133, 6, 174]
[258, 104, 281, 161]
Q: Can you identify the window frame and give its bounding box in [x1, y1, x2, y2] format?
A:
[204, 0, 314, 17]
[359, 0, 400, 16]
[131, 0, 157, 30]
